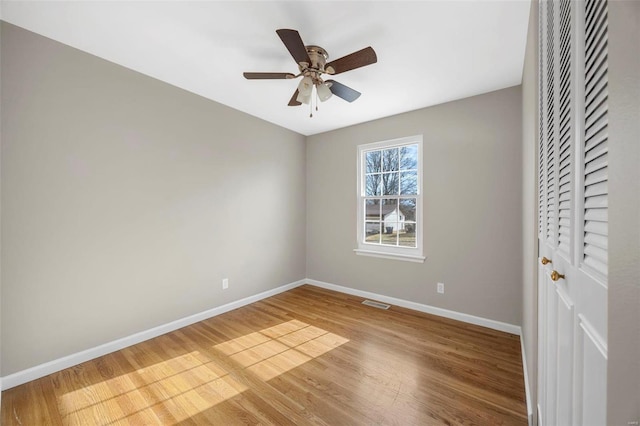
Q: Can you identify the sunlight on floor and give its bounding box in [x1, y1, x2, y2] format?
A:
[214, 319, 349, 381]
[58, 319, 348, 424]
[59, 351, 247, 424]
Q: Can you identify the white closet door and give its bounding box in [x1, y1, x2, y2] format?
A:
[574, 0, 609, 424]
[537, 0, 608, 425]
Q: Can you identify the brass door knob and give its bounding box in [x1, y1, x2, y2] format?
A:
[541, 257, 552, 265]
[550, 270, 565, 281]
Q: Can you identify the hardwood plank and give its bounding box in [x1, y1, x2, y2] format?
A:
[1, 284, 527, 425]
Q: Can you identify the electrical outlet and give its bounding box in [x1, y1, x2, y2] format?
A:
[437, 282, 445, 294]
[222, 278, 229, 290]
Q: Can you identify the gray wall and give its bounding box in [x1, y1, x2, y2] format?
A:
[307, 86, 523, 325]
[607, 1, 640, 423]
[0, 11, 3, 409]
[0, 22, 307, 376]
[521, 0, 539, 419]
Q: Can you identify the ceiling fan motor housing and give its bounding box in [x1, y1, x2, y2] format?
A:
[300, 45, 328, 82]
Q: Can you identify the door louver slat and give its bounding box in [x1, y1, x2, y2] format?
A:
[584, 167, 607, 186]
[584, 180, 607, 197]
[584, 220, 608, 236]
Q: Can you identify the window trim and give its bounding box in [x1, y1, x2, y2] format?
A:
[354, 135, 425, 263]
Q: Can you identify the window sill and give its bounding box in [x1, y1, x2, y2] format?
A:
[353, 249, 426, 263]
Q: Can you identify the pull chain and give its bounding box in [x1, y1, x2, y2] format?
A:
[310, 85, 315, 117]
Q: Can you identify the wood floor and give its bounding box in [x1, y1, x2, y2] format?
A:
[1, 285, 527, 425]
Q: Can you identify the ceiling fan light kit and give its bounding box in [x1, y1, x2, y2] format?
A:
[316, 82, 333, 102]
[296, 76, 314, 104]
[244, 29, 377, 116]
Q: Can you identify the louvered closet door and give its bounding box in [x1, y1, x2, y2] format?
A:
[537, 0, 609, 425]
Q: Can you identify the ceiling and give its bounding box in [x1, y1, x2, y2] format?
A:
[1, 1, 531, 136]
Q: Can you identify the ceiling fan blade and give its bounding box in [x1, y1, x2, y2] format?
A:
[243, 72, 295, 80]
[325, 47, 377, 75]
[326, 80, 361, 102]
[288, 89, 302, 106]
[276, 29, 312, 66]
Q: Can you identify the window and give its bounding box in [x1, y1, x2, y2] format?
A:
[355, 135, 424, 262]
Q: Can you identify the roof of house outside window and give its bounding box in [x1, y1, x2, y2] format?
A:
[365, 204, 404, 217]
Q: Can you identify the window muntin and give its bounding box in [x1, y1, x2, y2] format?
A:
[356, 136, 423, 261]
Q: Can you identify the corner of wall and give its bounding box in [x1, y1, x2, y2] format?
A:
[520, 0, 539, 423]
[606, 1, 640, 423]
[0, 17, 4, 411]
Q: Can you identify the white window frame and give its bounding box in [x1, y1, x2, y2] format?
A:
[354, 135, 425, 263]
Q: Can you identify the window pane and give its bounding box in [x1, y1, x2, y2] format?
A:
[400, 144, 418, 171]
[365, 151, 382, 173]
[399, 222, 417, 247]
[381, 198, 400, 244]
[383, 148, 399, 172]
[365, 199, 381, 221]
[399, 198, 416, 221]
[382, 198, 398, 210]
[382, 172, 399, 195]
[365, 174, 381, 196]
[400, 171, 418, 195]
[381, 226, 398, 245]
[365, 222, 381, 243]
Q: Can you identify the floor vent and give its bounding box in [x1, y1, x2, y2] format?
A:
[362, 300, 391, 310]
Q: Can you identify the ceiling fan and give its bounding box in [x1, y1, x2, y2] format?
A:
[243, 29, 377, 112]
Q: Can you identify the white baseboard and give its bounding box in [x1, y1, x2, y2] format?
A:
[537, 405, 543, 426]
[0, 279, 307, 391]
[305, 279, 521, 335]
[520, 330, 534, 426]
